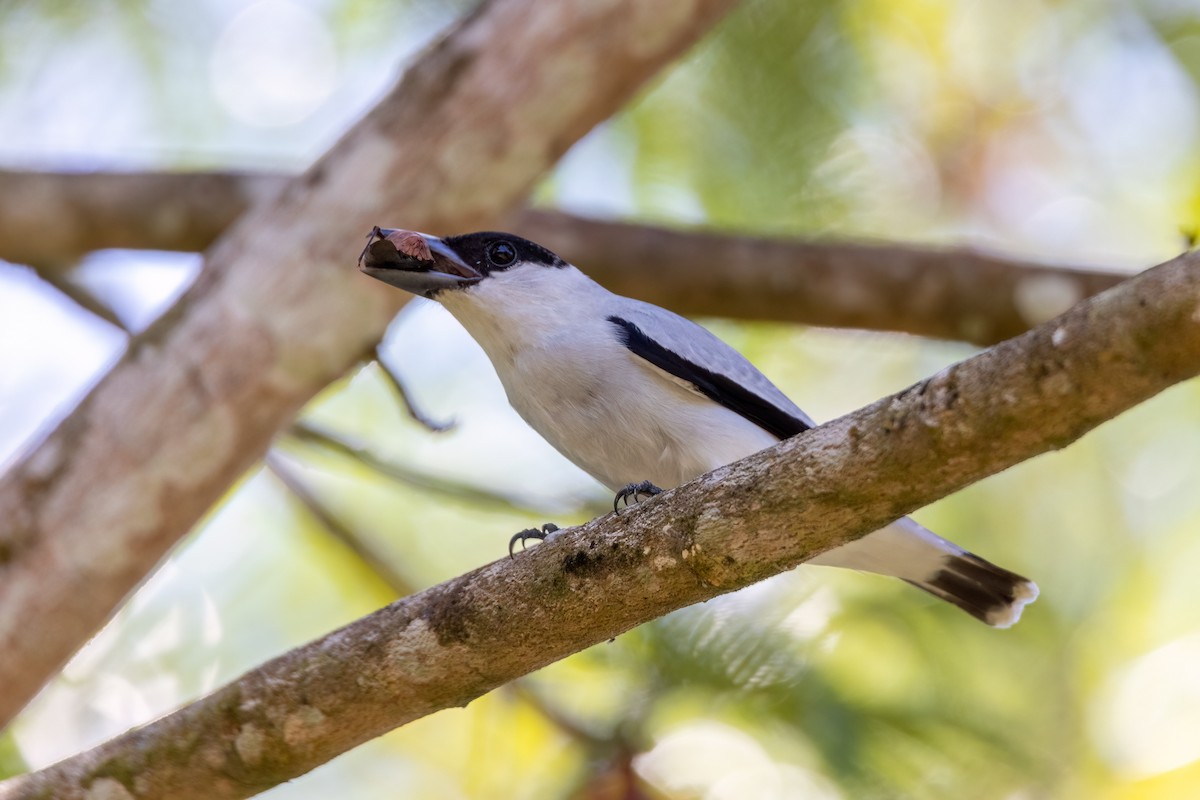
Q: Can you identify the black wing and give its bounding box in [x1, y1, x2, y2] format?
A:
[607, 315, 810, 440]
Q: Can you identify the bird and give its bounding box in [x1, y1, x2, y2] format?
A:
[357, 226, 1038, 627]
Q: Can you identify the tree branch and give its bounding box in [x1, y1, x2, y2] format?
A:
[0, 168, 1129, 345]
[0, 0, 738, 728]
[264, 452, 418, 598]
[284, 420, 581, 517]
[0, 170, 285, 269]
[268, 444, 617, 784]
[515, 210, 1129, 345]
[20, 264, 130, 332]
[370, 348, 455, 433]
[3, 249, 1197, 800]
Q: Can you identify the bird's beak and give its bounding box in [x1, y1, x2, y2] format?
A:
[357, 227, 481, 297]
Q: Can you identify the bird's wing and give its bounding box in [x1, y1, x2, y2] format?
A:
[605, 300, 814, 440]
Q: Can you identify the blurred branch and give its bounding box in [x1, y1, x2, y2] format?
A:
[516, 210, 1129, 346]
[370, 349, 455, 433]
[25, 265, 129, 333]
[285, 421, 582, 517]
[0, 0, 738, 730]
[0, 168, 1129, 345]
[0, 170, 285, 269]
[5, 251, 1200, 800]
[506, 682, 648, 800]
[265, 453, 418, 597]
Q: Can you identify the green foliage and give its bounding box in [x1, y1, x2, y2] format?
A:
[0, 729, 27, 782]
[625, 0, 858, 233]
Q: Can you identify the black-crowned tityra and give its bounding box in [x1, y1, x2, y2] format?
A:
[358, 227, 1038, 627]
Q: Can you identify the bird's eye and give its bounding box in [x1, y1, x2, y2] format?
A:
[487, 241, 516, 267]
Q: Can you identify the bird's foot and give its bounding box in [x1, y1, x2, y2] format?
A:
[508, 523, 560, 558]
[613, 480, 663, 514]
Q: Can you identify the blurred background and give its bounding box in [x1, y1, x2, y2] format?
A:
[3, 0, 1200, 797]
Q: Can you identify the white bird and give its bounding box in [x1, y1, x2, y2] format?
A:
[358, 227, 1038, 627]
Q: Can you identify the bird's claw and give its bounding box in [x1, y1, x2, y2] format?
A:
[508, 523, 560, 558]
[613, 480, 663, 514]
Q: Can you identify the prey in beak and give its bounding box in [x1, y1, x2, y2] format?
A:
[358, 227, 481, 297]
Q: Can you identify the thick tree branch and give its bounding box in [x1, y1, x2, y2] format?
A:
[516, 210, 1128, 345]
[0, 168, 1128, 344]
[0, 0, 738, 728]
[3, 250, 1198, 800]
[0, 170, 285, 268]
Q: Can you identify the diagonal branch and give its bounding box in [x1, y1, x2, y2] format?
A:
[267, 444, 617, 777]
[370, 349, 455, 433]
[284, 420, 582, 517]
[265, 452, 418, 598]
[0, 0, 739, 729]
[21, 265, 130, 333]
[0, 168, 1129, 345]
[2, 250, 1198, 800]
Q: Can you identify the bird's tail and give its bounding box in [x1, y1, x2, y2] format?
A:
[807, 517, 1038, 628]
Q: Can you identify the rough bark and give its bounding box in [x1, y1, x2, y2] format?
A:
[0, 167, 1128, 344]
[3, 250, 1199, 800]
[0, 0, 739, 729]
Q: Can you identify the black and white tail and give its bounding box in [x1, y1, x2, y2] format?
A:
[808, 517, 1038, 627]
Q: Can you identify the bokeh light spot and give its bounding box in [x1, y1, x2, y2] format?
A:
[210, 0, 336, 127]
[1094, 631, 1200, 778]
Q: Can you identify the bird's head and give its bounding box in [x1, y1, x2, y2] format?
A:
[358, 227, 566, 299]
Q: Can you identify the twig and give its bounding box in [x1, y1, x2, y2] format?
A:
[371, 347, 455, 433]
[29, 266, 129, 333]
[264, 453, 417, 598]
[286, 420, 593, 518]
